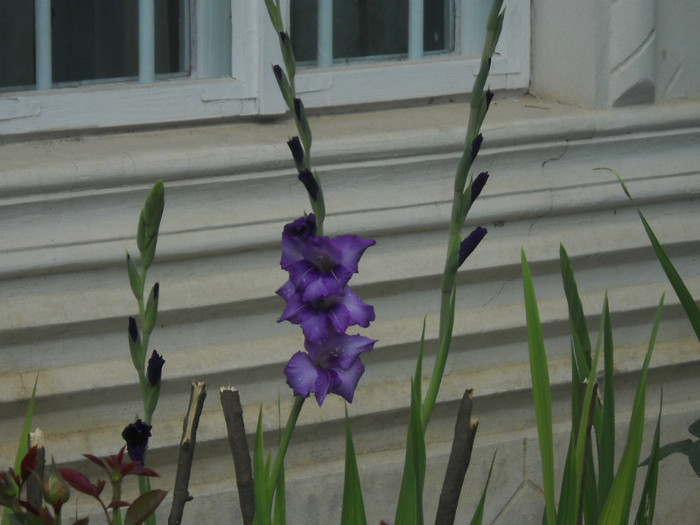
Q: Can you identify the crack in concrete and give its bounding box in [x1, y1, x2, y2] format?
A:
[527, 141, 569, 236]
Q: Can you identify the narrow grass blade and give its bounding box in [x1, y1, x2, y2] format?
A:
[598, 297, 616, 508]
[253, 406, 271, 525]
[272, 464, 286, 525]
[521, 249, 557, 525]
[634, 392, 662, 525]
[341, 408, 367, 525]
[395, 377, 426, 525]
[599, 295, 663, 524]
[2, 376, 38, 525]
[560, 245, 592, 372]
[614, 172, 700, 341]
[469, 452, 497, 525]
[558, 305, 604, 525]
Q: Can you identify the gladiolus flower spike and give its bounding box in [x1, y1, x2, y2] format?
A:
[278, 214, 376, 405]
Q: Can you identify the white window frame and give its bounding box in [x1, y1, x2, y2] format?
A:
[0, 0, 529, 137]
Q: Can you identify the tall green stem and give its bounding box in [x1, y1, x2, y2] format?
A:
[268, 395, 306, 495]
[421, 0, 504, 430]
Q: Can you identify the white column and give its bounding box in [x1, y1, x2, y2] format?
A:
[317, 0, 333, 67]
[139, 0, 156, 82]
[408, 0, 424, 59]
[34, 0, 52, 90]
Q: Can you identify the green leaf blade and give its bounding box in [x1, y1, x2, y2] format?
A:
[521, 249, 557, 525]
[341, 409, 367, 525]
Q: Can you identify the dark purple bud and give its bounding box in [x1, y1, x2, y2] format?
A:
[128, 317, 139, 343]
[470, 171, 489, 204]
[458, 227, 487, 267]
[293, 98, 303, 122]
[485, 89, 494, 110]
[287, 136, 304, 166]
[121, 419, 152, 466]
[272, 64, 283, 82]
[147, 350, 165, 387]
[153, 282, 159, 301]
[471, 133, 483, 162]
[298, 169, 319, 201]
[279, 31, 288, 45]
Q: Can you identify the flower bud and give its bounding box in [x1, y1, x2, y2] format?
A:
[470, 172, 489, 204]
[470, 133, 483, 162]
[128, 317, 139, 343]
[458, 227, 487, 268]
[298, 170, 319, 201]
[147, 350, 165, 387]
[287, 136, 304, 167]
[122, 420, 152, 466]
[43, 462, 70, 513]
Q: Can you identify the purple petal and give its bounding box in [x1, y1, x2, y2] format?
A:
[300, 314, 334, 344]
[332, 235, 376, 275]
[305, 332, 375, 370]
[330, 358, 365, 403]
[313, 370, 332, 406]
[328, 287, 375, 332]
[284, 352, 320, 398]
[281, 215, 317, 269]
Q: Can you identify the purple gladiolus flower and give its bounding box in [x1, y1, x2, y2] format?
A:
[285, 332, 375, 405]
[147, 350, 165, 387]
[121, 419, 152, 465]
[281, 226, 375, 302]
[458, 226, 487, 267]
[277, 281, 375, 343]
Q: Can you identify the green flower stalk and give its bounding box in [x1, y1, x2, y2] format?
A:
[264, 0, 325, 232]
[125, 180, 165, 426]
[421, 0, 504, 430]
[125, 181, 165, 525]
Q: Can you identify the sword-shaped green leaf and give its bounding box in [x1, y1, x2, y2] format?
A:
[599, 295, 663, 524]
[522, 249, 557, 525]
[341, 408, 367, 525]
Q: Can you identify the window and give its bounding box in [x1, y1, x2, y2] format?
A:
[0, 0, 529, 136]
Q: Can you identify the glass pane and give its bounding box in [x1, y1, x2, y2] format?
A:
[0, 1, 35, 89]
[291, 0, 453, 65]
[0, 0, 188, 89]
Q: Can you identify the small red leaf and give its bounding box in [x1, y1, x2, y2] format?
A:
[59, 467, 102, 498]
[108, 500, 131, 509]
[21, 445, 39, 483]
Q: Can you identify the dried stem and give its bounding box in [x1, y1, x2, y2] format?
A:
[435, 389, 479, 525]
[168, 381, 207, 525]
[220, 387, 254, 525]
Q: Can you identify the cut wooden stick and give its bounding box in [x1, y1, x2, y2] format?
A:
[168, 381, 207, 525]
[26, 429, 45, 511]
[220, 387, 254, 525]
[435, 389, 479, 525]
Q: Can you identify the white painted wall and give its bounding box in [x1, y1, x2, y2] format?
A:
[531, 0, 700, 107]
